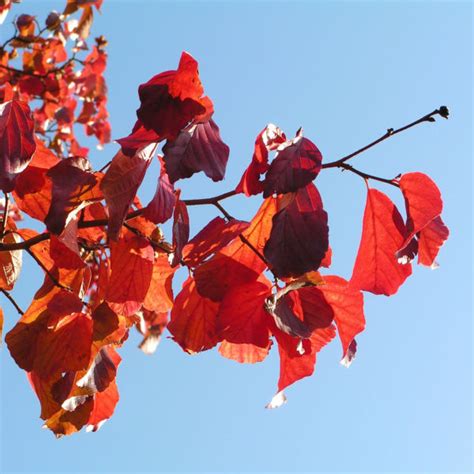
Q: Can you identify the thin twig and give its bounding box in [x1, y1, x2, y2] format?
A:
[213, 201, 275, 277]
[1, 289, 24, 315]
[322, 107, 449, 169]
[26, 248, 70, 292]
[340, 163, 400, 187]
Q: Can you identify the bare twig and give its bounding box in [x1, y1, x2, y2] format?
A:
[322, 107, 449, 169]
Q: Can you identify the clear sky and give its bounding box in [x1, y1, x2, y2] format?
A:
[0, 1, 472, 473]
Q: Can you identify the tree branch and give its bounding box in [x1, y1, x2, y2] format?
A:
[0, 106, 448, 253]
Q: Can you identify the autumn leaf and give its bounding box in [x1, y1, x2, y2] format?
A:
[417, 215, 449, 268]
[216, 277, 272, 348]
[45, 157, 100, 235]
[236, 124, 286, 196]
[171, 195, 189, 266]
[264, 183, 329, 278]
[101, 144, 156, 240]
[168, 277, 220, 353]
[194, 196, 278, 301]
[398, 172, 443, 251]
[263, 129, 323, 197]
[143, 157, 176, 225]
[106, 231, 154, 317]
[118, 52, 213, 155]
[218, 340, 272, 364]
[182, 217, 249, 267]
[350, 187, 412, 295]
[0, 99, 36, 192]
[163, 119, 229, 183]
[0, 232, 22, 290]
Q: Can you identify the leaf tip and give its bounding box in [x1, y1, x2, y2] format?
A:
[265, 391, 287, 409]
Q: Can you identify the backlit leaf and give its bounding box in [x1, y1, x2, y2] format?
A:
[350, 188, 412, 295]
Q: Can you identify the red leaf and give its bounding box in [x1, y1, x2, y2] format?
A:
[318, 275, 365, 365]
[101, 144, 156, 240]
[12, 165, 53, 221]
[398, 172, 443, 250]
[143, 159, 176, 224]
[236, 124, 286, 196]
[168, 277, 220, 353]
[0, 99, 36, 191]
[269, 324, 336, 405]
[45, 157, 99, 234]
[86, 378, 119, 432]
[171, 196, 189, 266]
[264, 183, 329, 278]
[118, 52, 213, 155]
[194, 196, 278, 301]
[106, 232, 154, 316]
[350, 188, 412, 295]
[34, 312, 93, 378]
[182, 217, 249, 267]
[269, 291, 312, 338]
[216, 278, 272, 348]
[116, 121, 161, 157]
[163, 119, 229, 183]
[417, 215, 449, 268]
[263, 130, 322, 197]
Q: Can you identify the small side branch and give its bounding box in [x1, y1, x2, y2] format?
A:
[26, 249, 70, 292]
[340, 163, 400, 187]
[1, 289, 24, 315]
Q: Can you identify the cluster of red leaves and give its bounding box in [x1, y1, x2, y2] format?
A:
[0, 0, 109, 158]
[0, 1, 449, 437]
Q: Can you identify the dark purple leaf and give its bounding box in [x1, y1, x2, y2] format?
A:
[0, 99, 36, 192]
[263, 130, 322, 198]
[264, 183, 329, 278]
[163, 119, 229, 183]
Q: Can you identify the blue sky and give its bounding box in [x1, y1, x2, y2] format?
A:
[1, 1, 472, 473]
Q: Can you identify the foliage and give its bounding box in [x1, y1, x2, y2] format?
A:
[0, 0, 449, 437]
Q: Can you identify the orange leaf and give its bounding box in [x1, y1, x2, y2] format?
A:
[218, 340, 272, 364]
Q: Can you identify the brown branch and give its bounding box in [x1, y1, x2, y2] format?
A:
[1, 289, 24, 315]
